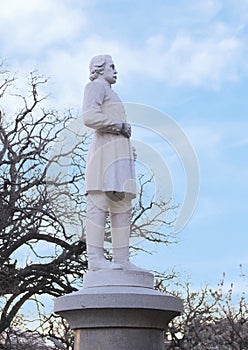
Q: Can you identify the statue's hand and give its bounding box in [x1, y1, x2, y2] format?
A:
[105, 191, 125, 201]
[98, 123, 131, 137]
[121, 123, 131, 138]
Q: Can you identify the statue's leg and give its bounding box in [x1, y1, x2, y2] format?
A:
[86, 192, 121, 271]
[110, 196, 146, 271]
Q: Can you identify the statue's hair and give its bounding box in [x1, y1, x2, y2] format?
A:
[89, 54, 112, 81]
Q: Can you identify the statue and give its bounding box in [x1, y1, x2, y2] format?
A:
[55, 56, 183, 350]
[83, 54, 141, 271]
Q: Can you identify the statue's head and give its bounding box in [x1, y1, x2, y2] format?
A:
[89, 55, 117, 84]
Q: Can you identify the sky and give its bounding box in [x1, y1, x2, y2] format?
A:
[1, 0, 248, 295]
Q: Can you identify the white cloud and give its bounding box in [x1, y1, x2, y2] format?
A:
[0, 0, 43, 18]
[0, 0, 87, 55]
[77, 27, 245, 91]
[1, 0, 247, 110]
[165, 35, 242, 88]
[115, 30, 244, 89]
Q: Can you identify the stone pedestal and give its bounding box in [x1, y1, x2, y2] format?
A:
[54, 270, 183, 350]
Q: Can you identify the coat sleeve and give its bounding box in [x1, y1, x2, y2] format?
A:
[83, 81, 118, 130]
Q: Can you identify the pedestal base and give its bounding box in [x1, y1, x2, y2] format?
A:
[54, 270, 183, 350]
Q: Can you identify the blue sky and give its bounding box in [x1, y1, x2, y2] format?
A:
[1, 0, 248, 294]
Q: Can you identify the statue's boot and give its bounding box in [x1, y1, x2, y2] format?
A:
[87, 245, 122, 271]
[112, 246, 148, 271]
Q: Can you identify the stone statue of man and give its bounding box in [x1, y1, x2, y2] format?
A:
[83, 54, 140, 271]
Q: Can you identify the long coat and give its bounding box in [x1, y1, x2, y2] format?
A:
[82, 78, 136, 198]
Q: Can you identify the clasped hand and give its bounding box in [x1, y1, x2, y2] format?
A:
[120, 123, 131, 138]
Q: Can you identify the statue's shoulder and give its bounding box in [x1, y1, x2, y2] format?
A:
[85, 80, 105, 92]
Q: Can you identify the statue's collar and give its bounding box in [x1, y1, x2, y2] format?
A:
[95, 77, 111, 88]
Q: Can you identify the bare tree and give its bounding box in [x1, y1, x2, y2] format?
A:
[0, 329, 52, 350]
[163, 272, 248, 349]
[0, 66, 87, 334]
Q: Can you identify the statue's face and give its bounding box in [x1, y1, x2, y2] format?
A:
[102, 57, 118, 84]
